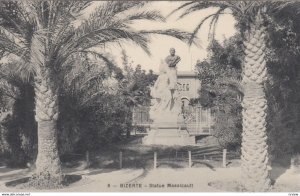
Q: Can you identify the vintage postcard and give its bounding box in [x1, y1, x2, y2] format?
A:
[0, 0, 299, 194]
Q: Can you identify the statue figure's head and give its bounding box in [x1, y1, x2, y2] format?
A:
[169, 47, 175, 56]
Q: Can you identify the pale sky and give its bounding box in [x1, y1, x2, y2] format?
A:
[87, 1, 237, 72]
[0, 1, 237, 73]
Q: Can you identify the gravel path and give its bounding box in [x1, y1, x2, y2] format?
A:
[0, 165, 299, 192]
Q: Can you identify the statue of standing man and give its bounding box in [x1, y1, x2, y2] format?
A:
[165, 48, 181, 98]
[149, 48, 181, 126]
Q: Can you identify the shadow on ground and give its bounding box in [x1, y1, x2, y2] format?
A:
[0, 168, 32, 181]
[83, 143, 240, 171]
[269, 155, 292, 185]
[5, 175, 82, 188]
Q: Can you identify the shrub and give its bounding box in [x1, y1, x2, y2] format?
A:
[196, 36, 243, 150]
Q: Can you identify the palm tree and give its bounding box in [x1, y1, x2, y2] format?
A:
[0, 1, 193, 186]
[170, 0, 300, 191]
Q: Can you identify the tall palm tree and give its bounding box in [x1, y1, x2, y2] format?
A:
[170, 0, 300, 191]
[0, 0, 193, 186]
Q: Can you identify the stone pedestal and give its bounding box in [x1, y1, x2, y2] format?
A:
[142, 127, 195, 146]
[143, 59, 197, 146]
[143, 95, 185, 146]
[142, 95, 198, 146]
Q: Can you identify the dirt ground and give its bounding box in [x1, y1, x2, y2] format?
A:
[0, 159, 299, 192]
[0, 142, 299, 192]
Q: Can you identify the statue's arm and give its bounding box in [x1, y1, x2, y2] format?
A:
[174, 56, 181, 65]
[166, 56, 181, 67]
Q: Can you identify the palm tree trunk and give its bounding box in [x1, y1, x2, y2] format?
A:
[241, 13, 271, 191]
[34, 77, 62, 184]
[28, 31, 62, 186]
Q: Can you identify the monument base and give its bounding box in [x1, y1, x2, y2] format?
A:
[142, 127, 195, 146]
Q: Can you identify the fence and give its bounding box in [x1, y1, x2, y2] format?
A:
[114, 148, 239, 169]
[132, 106, 151, 127]
[183, 105, 213, 135]
[132, 104, 214, 136]
[63, 147, 240, 170]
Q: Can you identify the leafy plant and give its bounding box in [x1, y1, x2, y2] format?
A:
[196, 36, 243, 150]
[0, 61, 36, 167]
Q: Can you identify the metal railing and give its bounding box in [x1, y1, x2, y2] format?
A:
[132, 105, 214, 136]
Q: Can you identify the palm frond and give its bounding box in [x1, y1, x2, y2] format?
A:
[0, 3, 27, 36]
[0, 79, 20, 100]
[188, 8, 226, 45]
[0, 60, 33, 86]
[61, 52, 120, 107]
[58, 2, 168, 60]
[208, 8, 226, 42]
[217, 77, 243, 95]
[54, 1, 201, 70]
[123, 11, 165, 23]
[86, 1, 145, 29]
[56, 28, 151, 68]
[77, 28, 148, 50]
[0, 71, 21, 88]
[139, 29, 199, 46]
[0, 28, 28, 58]
[166, 1, 197, 18]
[124, 32, 151, 55]
[172, 0, 300, 44]
[67, 1, 92, 16]
[0, 26, 27, 46]
[70, 1, 148, 46]
[178, 1, 227, 19]
[78, 50, 118, 75]
[266, 1, 300, 16]
[15, 61, 35, 82]
[0, 37, 23, 57]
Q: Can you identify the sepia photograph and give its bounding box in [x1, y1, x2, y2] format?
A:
[0, 0, 299, 194]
